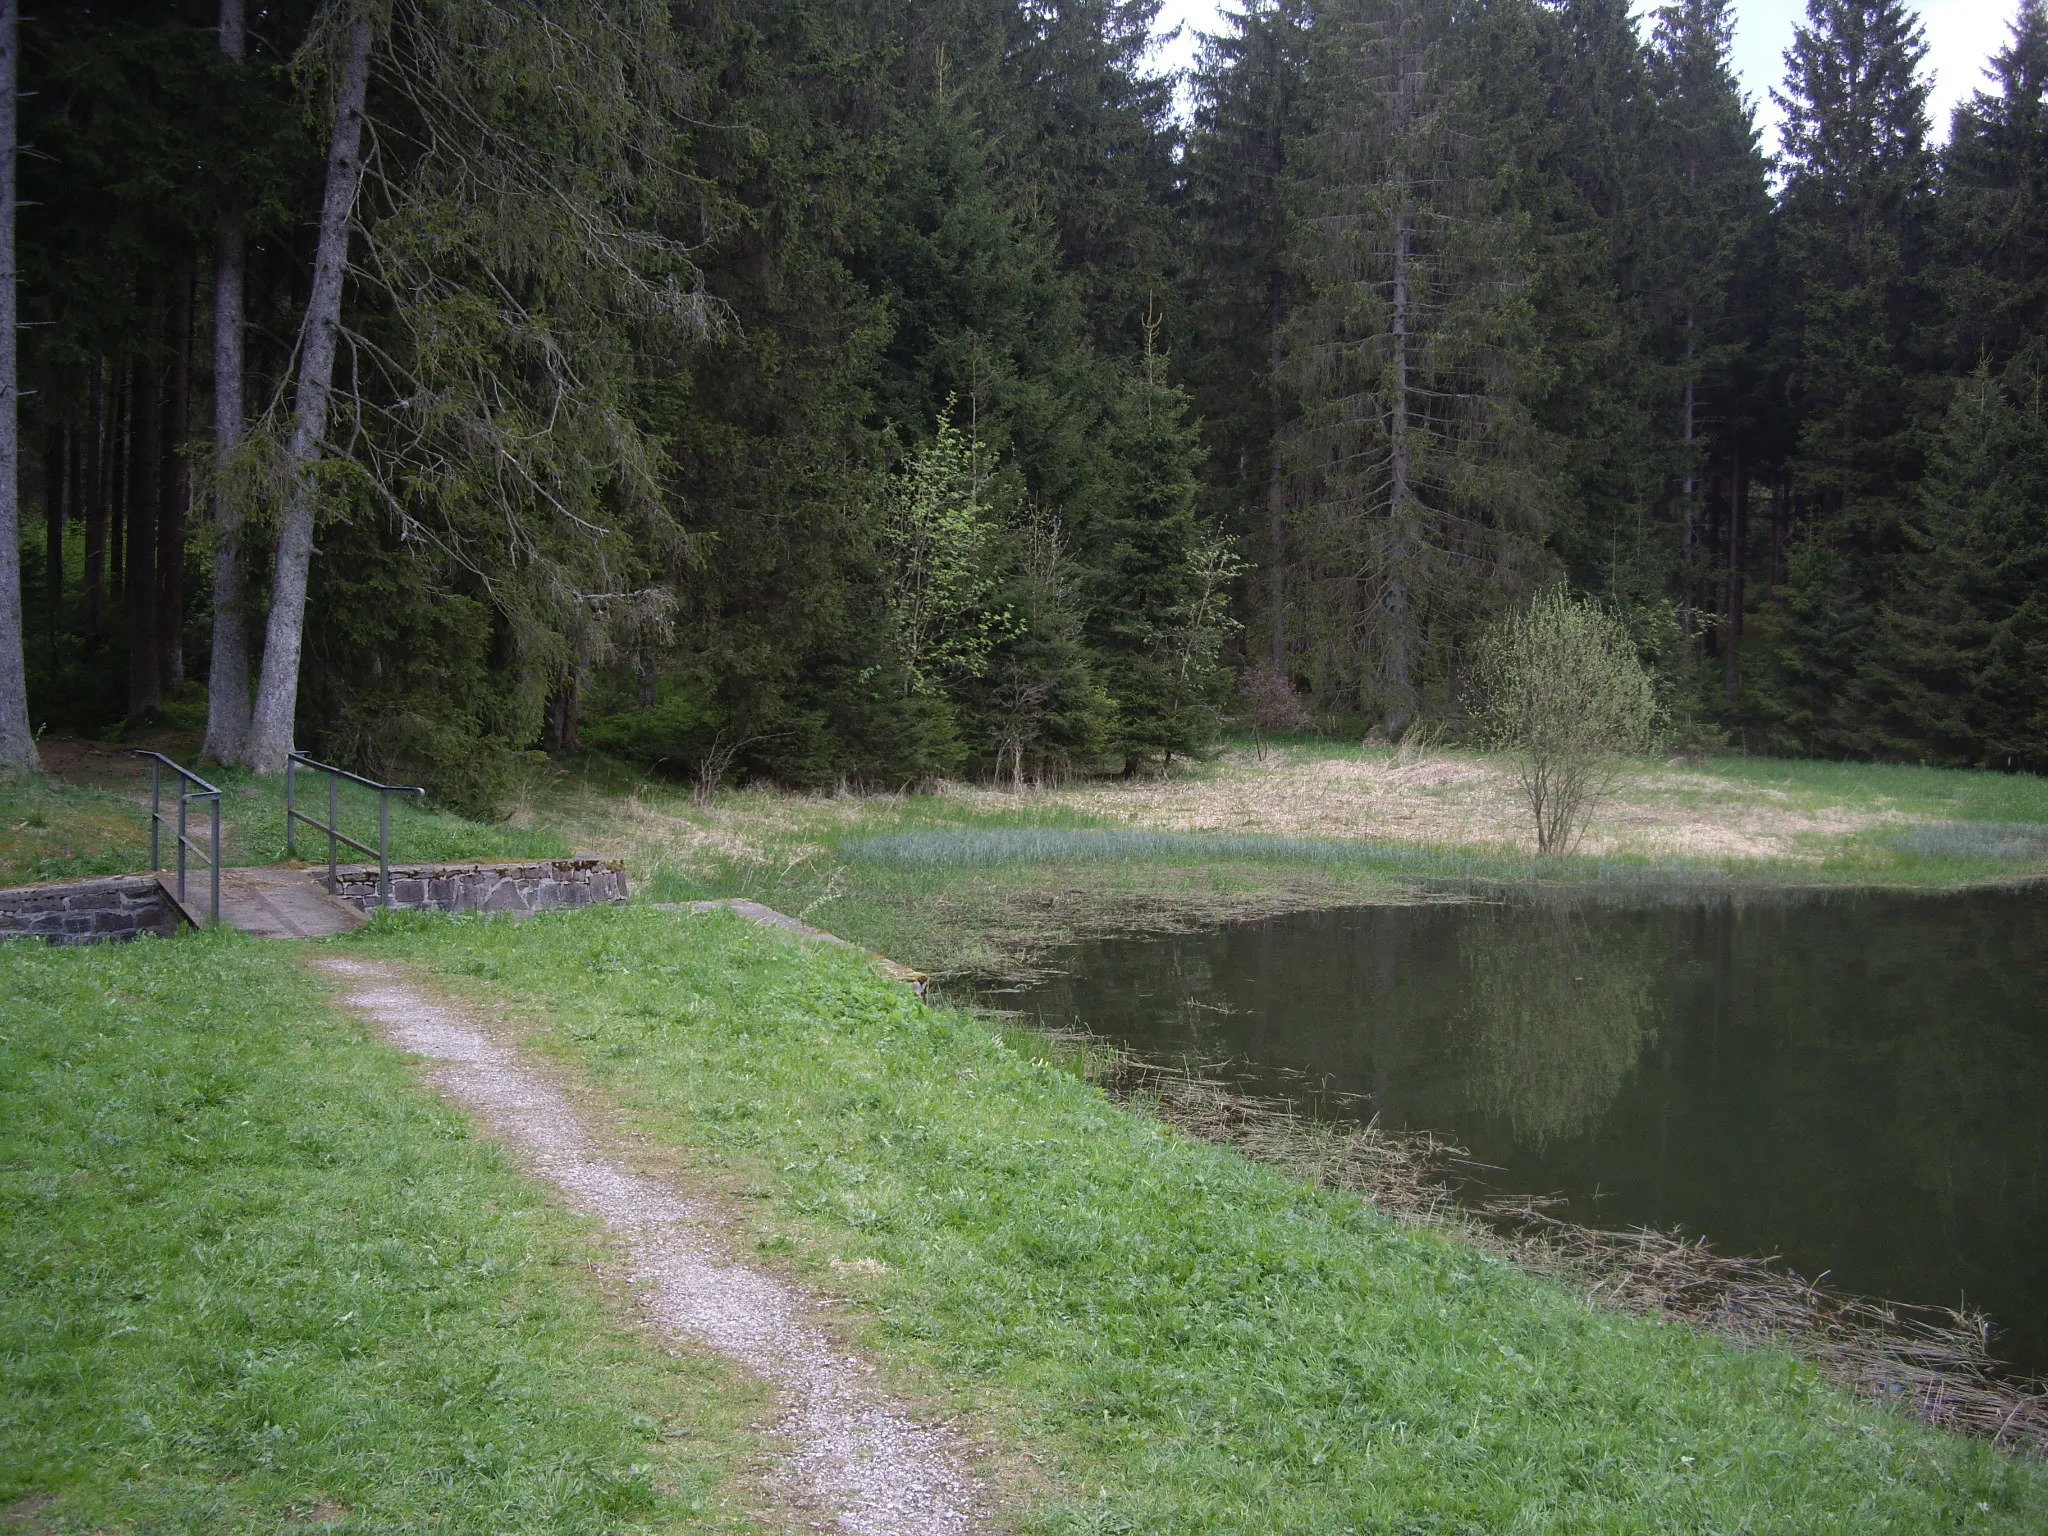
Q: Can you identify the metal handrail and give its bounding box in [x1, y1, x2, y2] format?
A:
[285, 751, 427, 908]
[134, 751, 222, 926]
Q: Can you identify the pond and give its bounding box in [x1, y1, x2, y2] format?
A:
[997, 889, 2048, 1379]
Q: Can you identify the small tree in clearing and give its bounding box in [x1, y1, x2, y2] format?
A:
[1477, 590, 1657, 855]
[886, 411, 1011, 699]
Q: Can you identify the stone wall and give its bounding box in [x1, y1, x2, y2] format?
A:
[326, 856, 628, 916]
[0, 875, 186, 945]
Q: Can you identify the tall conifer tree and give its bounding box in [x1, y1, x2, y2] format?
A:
[1184, 1, 1308, 672]
[1284, 0, 1549, 733]
[1642, 0, 1770, 692]
[1943, 0, 2048, 373]
[1764, 0, 1937, 753]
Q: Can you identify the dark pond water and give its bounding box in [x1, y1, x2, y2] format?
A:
[998, 890, 2048, 1378]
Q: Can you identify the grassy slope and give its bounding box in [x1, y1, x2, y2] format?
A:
[0, 930, 772, 1533]
[1, 759, 565, 888]
[361, 905, 2048, 1534]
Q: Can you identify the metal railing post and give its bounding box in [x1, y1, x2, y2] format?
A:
[378, 791, 393, 907]
[132, 752, 223, 930]
[176, 788, 189, 904]
[210, 795, 222, 925]
[280, 753, 427, 910]
[285, 755, 297, 857]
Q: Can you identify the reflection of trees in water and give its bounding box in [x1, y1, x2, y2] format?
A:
[1457, 907, 1658, 1148]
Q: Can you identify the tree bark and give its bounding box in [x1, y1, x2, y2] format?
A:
[83, 360, 107, 636]
[1265, 51, 1289, 678]
[243, 8, 374, 771]
[1680, 314, 1697, 646]
[0, 0, 37, 770]
[204, 0, 251, 761]
[109, 366, 128, 605]
[1267, 270, 1287, 674]
[159, 268, 195, 694]
[44, 426, 64, 653]
[1724, 448, 1745, 702]
[126, 312, 164, 722]
[1379, 11, 1416, 739]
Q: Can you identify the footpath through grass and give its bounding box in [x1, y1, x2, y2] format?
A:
[364, 905, 2048, 1534]
[0, 929, 770, 1533]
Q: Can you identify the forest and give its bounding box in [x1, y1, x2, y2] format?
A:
[1, 0, 2043, 810]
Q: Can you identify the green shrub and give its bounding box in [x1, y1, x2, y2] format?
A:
[1477, 590, 1659, 854]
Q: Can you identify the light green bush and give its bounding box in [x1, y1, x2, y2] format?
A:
[1477, 590, 1658, 854]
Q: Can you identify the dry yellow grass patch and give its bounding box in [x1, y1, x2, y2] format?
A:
[942, 749, 1902, 862]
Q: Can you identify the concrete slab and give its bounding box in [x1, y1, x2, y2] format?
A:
[661, 898, 930, 997]
[217, 867, 370, 939]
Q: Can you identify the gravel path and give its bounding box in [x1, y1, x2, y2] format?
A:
[320, 957, 987, 1536]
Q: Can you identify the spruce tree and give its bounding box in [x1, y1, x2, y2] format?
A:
[1283, 0, 1550, 734]
[1867, 366, 2048, 769]
[1009, 0, 1181, 354]
[1641, 0, 1771, 697]
[1763, 0, 1938, 754]
[1083, 327, 1233, 769]
[1183, 1, 1309, 674]
[1942, 0, 2048, 373]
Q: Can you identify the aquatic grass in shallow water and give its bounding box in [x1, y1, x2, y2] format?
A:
[843, 826, 1449, 869]
[1891, 821, 2048, 862]
[840, 825, 1781, 896]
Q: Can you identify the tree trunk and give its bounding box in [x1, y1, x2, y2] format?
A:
[1267, 269, 1287, 674]
[1770, 474, 1788, 590]
[1379, 13, 1416, 740]
[204, 0, 250, 762]
[1724, 448, 1745, 702]
[84, 360, 107, 636]
[44, 425, 64, 653]
[109, 366, 128, 605]
[159, 268, 195, 694]
[1383, 192, 1415, 738]
[0, 0, 35, 769]
[1265, 61, 1288, 679]
[243, 9, 374, 771]
[126, 314, 164, 722]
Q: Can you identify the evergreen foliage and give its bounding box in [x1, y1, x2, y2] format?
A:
[1284, 0, 1551, 734]
[9, 0, 2048, 795]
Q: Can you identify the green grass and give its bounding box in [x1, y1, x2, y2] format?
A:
[204, 764, 570, 869]
[1680, 754, 2048, 823]
[0, 756, 566, 888]
[0, 929, 771, 1533]
[358, 905, 2048, 1533]
[0, 771, 153, 885]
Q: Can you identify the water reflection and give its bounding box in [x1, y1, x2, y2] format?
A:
[1455, 908, 1657, 1148]
[1001, 890, 2048, 1377]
